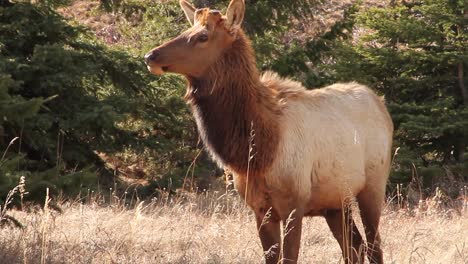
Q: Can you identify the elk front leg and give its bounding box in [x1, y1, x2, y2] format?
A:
[281, 209, 304, 264]
[255, 207, 281, 264]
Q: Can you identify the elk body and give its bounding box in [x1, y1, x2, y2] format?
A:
[145, 1, 393, 263]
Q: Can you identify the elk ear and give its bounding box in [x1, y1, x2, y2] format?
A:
[226, 0, 245, 31]
[180, 0, 196, 26]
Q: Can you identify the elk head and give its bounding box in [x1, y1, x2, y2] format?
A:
[144, 0, 245, 77]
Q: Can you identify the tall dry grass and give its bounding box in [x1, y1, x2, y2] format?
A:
[0, 188, 467, 264]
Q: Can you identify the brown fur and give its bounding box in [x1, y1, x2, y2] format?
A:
[145, 1, 392, 263]
[185, 30, 281, 178]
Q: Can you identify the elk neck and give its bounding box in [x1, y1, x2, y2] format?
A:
[185, 31, 281, 177]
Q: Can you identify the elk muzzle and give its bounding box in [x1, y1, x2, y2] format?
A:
[144, 49, 166, 75]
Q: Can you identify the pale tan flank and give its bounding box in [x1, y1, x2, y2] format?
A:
[144, 0, 394, 263]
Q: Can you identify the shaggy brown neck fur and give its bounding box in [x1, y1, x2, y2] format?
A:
[185, 31, 281, 176]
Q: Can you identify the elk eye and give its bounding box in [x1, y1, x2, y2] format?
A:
[197, 34, 208, 43]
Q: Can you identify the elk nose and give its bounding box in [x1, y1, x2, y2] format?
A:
[144, 51, 159, 64]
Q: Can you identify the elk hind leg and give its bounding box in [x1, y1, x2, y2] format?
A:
[357, 187, 385, 264]
[325, 208, 365, 264]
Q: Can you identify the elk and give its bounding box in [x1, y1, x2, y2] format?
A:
[144, 0, 393, 263]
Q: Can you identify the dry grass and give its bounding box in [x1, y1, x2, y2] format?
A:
[0, 190, 467, 264]
[59, 1, 121, 45]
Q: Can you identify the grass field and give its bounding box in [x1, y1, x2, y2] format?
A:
[1, 190, 467, 264]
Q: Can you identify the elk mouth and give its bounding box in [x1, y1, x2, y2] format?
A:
[147, 65, 170, 75]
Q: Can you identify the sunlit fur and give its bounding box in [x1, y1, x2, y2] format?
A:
[146, 1, 393, 263]
[183, 29, 393, 217]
